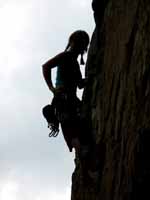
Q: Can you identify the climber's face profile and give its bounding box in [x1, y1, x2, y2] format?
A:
[68, 30, 90, 56]
[70, 39, 89, 55]
[70, 42, 82, 54]
[78, 41, 89, 54]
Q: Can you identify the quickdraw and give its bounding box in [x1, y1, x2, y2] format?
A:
[48, 123, 59, 137]
[42, 104, 59, 138]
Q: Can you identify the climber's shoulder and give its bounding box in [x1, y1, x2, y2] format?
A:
[50, 51, 76, 67]
[55, 51, 72, 61]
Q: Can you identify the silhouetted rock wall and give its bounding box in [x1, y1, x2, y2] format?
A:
[71, 0, 150, 200]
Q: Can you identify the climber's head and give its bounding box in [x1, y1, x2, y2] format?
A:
[68, 30, 90, 53]
[65, 30, 90, 64]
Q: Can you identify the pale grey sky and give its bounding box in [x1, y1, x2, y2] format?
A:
[0, 1, 94, 199]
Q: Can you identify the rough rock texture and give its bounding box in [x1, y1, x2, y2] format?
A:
[71, 0, 150, 200]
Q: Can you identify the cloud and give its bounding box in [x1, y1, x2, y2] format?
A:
[70, 0, 90, 7]
[0, 177, 71, 200]
[1, 181, 18, 200]
[0, 0, 94, 199]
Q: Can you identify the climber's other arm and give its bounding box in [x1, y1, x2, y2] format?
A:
[42, 52, 65, 93]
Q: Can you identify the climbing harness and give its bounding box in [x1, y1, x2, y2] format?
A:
[42, 92, 82, 138]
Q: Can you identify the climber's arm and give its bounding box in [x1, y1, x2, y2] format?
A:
[42, 52, 65, 93]
[42, 64, 55, 93]
[78, 78, 88, 89]
[76, 65, 87, 89]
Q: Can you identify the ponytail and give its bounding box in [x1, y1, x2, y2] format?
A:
[65, 43, 70, 51]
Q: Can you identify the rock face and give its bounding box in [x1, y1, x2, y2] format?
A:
[71, 0, 150, 200]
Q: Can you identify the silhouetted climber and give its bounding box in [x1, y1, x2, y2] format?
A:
[42, 30, 90, 155]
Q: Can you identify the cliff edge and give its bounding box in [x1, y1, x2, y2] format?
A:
[71, 0, 150, 200]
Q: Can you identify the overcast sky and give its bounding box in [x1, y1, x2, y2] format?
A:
[0, 1, 94, 200]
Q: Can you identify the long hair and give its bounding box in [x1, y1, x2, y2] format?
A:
[65, 30, 89, 65]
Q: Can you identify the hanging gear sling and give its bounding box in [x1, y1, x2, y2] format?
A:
[42, 104, 59, 137]
[42, 91, 81, 138]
